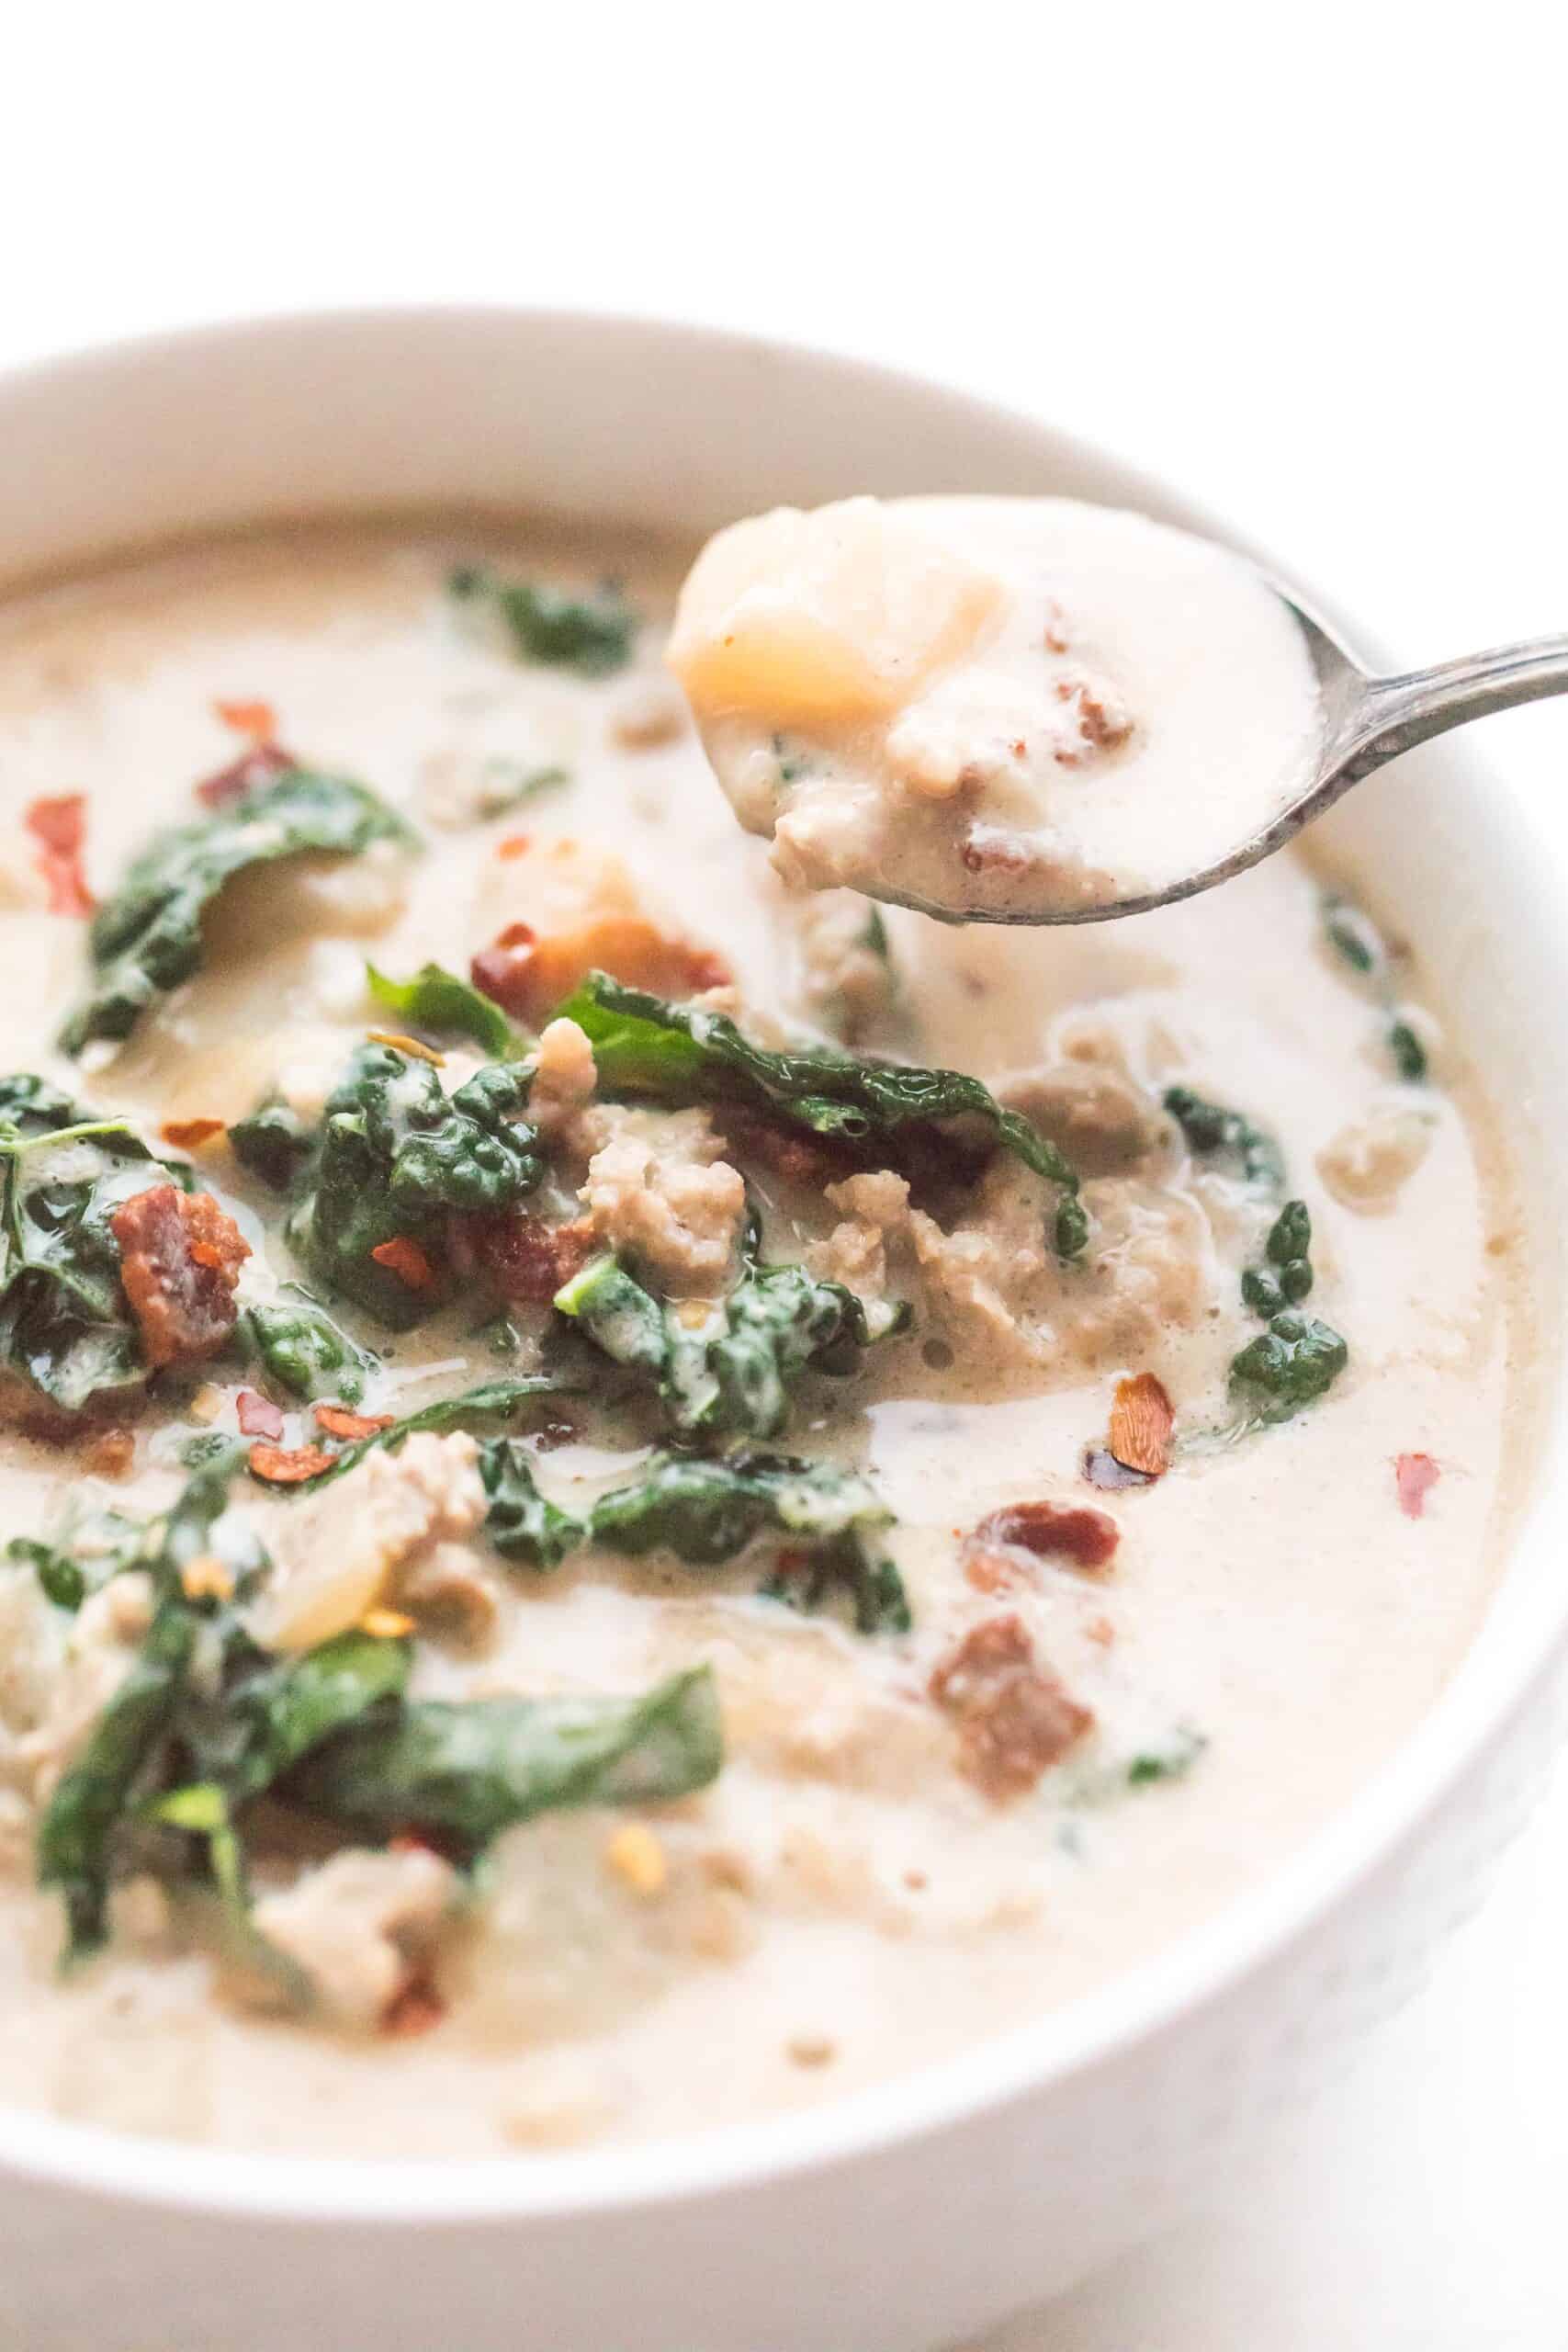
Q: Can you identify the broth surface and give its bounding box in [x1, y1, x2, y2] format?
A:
[0, 521, 1532, 2154]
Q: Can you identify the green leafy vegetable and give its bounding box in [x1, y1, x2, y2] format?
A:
[1228, 1310, 1348, 1423]
[1240, 1198, 1315, 1315]
[554, 973, 1085, 1256]
[145, 1782, 246, 1908]
[1163, 1084, 1285, 1192]
[590, 1448, 909, 1634]
[281, 1665, 721, 1854]
[1320, 892, 1429, 1085]
[450, 565, 638, 678]
[284, 1043, 542, 1327]
[60, 772, 414, 1053]
[556, 1247, 906, 1442]
[38, 1594, 197, 1956]
[228, 1101, 314, 1192]
[367, 961, 527, 1059]
[175, 1629, 412, 1807]
[1126, 1727, 1208, 1786]
[241, 1290, 374, 1404]
[0, 1073, 187, 1415]
[476, 1438, 583, 1568]
[246, 1374, 570, 1489]
[6, 1535, 85, 1611]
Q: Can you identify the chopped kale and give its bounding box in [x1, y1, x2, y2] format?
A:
[6, 1536, 85, 1611]
[1163, 1084, 1285, 1192]
[280, 1666, 721, 1855]
[60, 772, 414, 1053]
[1228, 1310, 1348, 1423]
[1320, 892, 1430, 1085]
[554, 971, 1085, 1255]
[450, 565, 638, 679]
[228, 1101, 314, 1192]
[175, 1628, 412, 1807]
[0, 1074, 189, 1415]
[283, 1043, 543, 1328]
[1241, 1198, 1315, 1314]
[240, 1289, 374, 1404]
[555, 1246, 906, 1442]
[367, 960, 527, 1059]
[1126, 1727, 1208, 1786]
[477, 1437, 583, 1569]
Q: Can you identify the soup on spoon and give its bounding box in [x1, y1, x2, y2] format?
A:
[667, 494, 1324, 921]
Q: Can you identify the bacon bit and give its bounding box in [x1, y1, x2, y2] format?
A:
[236, 1390, 285, 1441]
[1107, 1372, 1174, 1478]
[714, 1109, 854, 1190]
[381, 1972, 446, 2040]
[84, 1427, 135, 1480]
[471, 916, 730, 1028]
[314, 1403, 395, 1441]
[24, 794, 94, 916]
[361, 1607, 415, 1640]
[367, 1030, 446, 1068]
[930, 1615, 1094, 1802]
[247, 1442, 337, 1485]
[971, 1500, 1120, 1576]
[369, 1236, 437, 1291]
[213, 698, 277, 741]
[160, 1116, 227, 1151]
[195, 740, 298, 808]
[1081, 1445, 1153, 1491]
[1396, 1452, 1440, 1520]
[110, 1187, 250, 1370]
[495, 834, 533, 861]
[459, 1211, 596, 1305]
[181, 1553, 235, 1604]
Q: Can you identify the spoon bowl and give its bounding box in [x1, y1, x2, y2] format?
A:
[881, 589, 1568, 926]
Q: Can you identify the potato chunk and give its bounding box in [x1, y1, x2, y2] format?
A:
[667, 496, 1003, 726]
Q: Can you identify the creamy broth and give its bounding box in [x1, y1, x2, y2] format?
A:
[669, 494, 1324, 917]
[0, 520, 1531, 2155]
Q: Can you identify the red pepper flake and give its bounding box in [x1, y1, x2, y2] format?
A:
[370, 1236, 436, 1291]
[1082, 1446, 1153, 1492]
[1107, 1372, 1174, 1478]
[495, 833, 533, 861]
[970, 1499, 1120, 1577]
[212, 698, 277, 741]
[314, 1403, 396, 1441]
[236, 1390, 286, 1441]
[24, 794, 94, 916]
[160, 1116, 227, 1150]
[1395, 1452, 1440, 1520]
[195, 740, 298, 808]
[381, 1971, 446, 2040]
[247, 1442, 338, 1485]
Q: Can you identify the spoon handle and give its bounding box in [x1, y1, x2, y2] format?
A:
[1341, 633, 1568, 782]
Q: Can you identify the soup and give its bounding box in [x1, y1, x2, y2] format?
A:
[0, 520, 1530, 2154]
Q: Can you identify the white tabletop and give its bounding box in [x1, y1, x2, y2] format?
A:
[5, 11, 1566, 2343]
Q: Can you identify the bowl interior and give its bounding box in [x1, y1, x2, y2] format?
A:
[0, 306, 1563, 2218]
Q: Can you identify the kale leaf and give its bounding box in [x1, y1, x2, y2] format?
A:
[1321, 892, 1430, 1085]
[175, 1628, 412, 1807]
[228, 1101, 314, 1192]
[477, 1438, 583, 1568]
[1228, 1310, 1348, 1423]
[241, 1289, 374, 1404]
[591, 1448, 909, 1634]
[1163, 1084, 1285, 1192]
[284, 1043, 543, 1327]
[280, 1666, 721, 1855]
[1240, 1198, 1315, 1315]
[60, 772, 414, 1053]
[449, 565, 638, 678]
[0, 1075, 188, 1414]
[34, 1446, 243, 1956]
[367, 960, 527, 1059]
[555, 1247, 906, 1442]
[554, 973, 1086, 1257]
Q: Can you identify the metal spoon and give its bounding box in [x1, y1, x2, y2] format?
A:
[888, 595, 1568, 927]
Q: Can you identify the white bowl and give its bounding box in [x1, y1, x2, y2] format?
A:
[1, 309, 1564, 2352]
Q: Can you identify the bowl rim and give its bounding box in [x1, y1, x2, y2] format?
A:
[0, 300, 1562, 2226]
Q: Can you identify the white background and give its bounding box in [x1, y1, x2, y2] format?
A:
[6, 8, 1568, 2343]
